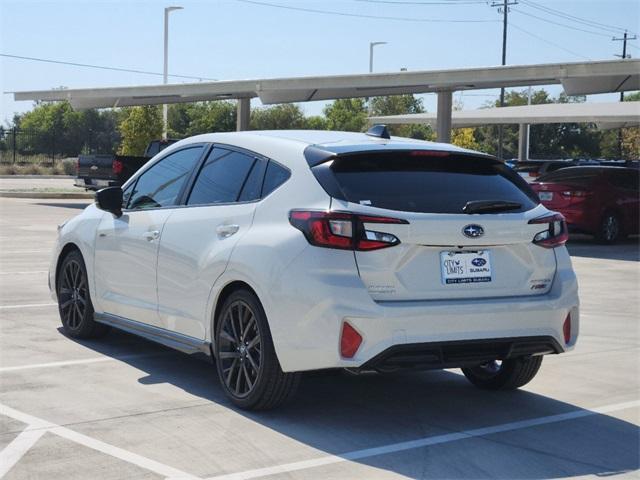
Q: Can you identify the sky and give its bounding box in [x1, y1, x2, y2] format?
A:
[1, 0, 639, 124]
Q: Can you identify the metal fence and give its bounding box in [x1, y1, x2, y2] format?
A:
[0, 127, 118, 165]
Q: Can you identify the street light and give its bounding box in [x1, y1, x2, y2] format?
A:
[369, 41, 387, 73]
[163, 6, 183, 140]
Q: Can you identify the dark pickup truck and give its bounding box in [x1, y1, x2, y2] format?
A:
[75, 139, 177, 190]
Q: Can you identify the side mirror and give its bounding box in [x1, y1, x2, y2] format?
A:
[96, 187, 123, 217]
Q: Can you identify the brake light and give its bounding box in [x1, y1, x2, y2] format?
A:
[410, 150, 449, 157]
[289, 210, 408, 251]
[75, 158, 79, 174]
[340, 322, 362, 358]
[528, 213, 568, 248]
[112, 159, 124, 175]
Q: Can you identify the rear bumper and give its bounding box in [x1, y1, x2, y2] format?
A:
[75, 178, 119, 190]
[268, 245, 579, 373]
[359, 336, 562, 371]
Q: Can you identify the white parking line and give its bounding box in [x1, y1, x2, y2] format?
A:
[0, 403, 200, 480]
[203, 400, 640, 480]
[0, 429, 47, 478]
[0, 271, 48, 275]
[0, 303, 56, 310]
[0, 353, 169, 373]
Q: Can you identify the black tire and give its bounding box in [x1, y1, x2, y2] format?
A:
[57, 250, 110, 339]
[596, 211, 622, 244]
[462, 355, 543, 390]
[214, 289, 300, 410]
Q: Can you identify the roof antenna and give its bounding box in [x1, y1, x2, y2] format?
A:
[366, 124, 391, 140]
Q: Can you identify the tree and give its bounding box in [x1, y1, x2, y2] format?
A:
[304, 115, 328, 130]
[118, 106, 162, 156]
[183, 101, 237, 136]
[250, 104, 306, 130]
[451, 128, 479, 150]
[369, 94, 434, 139]
[323, 98, 368, 132]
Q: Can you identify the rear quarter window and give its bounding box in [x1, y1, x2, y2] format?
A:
[314, 152, 539, 214]
[537, 168, 600, 186]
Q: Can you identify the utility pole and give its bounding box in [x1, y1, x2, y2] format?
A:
[368, 42, 387, 114]
[612, 30, 636, 157]
[492, 0, 517, 159]
[163, 6, 183, 140]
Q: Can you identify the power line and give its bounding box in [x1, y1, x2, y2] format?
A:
[0, 53, 216, 81]
[510, 8, 612, 38]
[236, 0, 499, 23]
[510, 23, 591, 61]
[354, 0, 487, 5]
[520, 0, 636, 36]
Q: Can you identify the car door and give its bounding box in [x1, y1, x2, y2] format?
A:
[93, 145, 205, 326]
[611, 169, 640, 233]
[156, 146, 273, 339]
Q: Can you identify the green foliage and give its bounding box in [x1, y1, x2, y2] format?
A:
[305, 115, 328, 130]
[323, 98, 368, 132]
[368, 94, 433, 139]
[179, 101, 237, 136]
[118, 106, 162, 156]
[250, 104, 306, 130]
[451, 128, 479, 150]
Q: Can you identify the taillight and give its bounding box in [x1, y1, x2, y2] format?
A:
[75, 159, 79, 174]
[409, 150, 449, 157]
[529, 213, 568, 248]
[112, 159, 124, 175]
[289, 210, 408, 251]
[340, 322, 362, 358]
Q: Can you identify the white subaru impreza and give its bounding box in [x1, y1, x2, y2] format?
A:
[50, 129, 579, 410]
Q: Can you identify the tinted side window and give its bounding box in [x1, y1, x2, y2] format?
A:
[128, 147, 203, 210]
[122, 182, 135, 209]
[610, 170, 640, 191]
[238, 159, 267, 202]
[262, 161, 290, 197]
[187, 149, 255, 205]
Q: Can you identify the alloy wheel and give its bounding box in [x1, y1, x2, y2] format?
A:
[59, 260, 88, 330]
[218, 300, 262, 398]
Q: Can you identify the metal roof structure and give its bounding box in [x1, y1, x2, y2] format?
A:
[370, 101, 640, 130]
[11, 58, 640, 140]
[13, 59, 640, 109]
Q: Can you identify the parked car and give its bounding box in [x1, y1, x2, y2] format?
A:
[75, 139, 177, 190]
[531, 166, 640, 243]
[512, 159, 598, 183]
[51, 129, 579, 410]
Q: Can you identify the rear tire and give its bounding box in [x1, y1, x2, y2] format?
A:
[214, 289, 300, 410]
[462, 355, 543, 390]
[596, 211, 621, 244]
[57, 250, 110, 339]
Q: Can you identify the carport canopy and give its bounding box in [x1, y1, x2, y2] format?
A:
[11, 58, 640, 141]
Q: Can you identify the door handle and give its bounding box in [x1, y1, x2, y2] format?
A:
[216, 224, 240, 239]
[143, 230, 160, 241]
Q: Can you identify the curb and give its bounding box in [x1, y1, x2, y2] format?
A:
[0, 175, 75, 179]
[0, 192, 94, 199]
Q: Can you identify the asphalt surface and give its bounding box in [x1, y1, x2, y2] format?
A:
[0, 177, 76, 191]
[0, 197, 638, 480]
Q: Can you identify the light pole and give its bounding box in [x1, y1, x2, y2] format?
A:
[163, 6, 183, 140]
[368, 42, 387, 114]
[369, 41, 387, 73]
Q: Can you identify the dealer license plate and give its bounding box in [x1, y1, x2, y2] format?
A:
[440, 251, 492, 284]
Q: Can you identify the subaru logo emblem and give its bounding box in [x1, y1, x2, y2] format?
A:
[463, 224, 484, 238]
[471, 258, 486, 267]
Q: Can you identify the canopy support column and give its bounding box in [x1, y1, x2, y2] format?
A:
[236, 98, 250, 131]
[436, 90, 453, 143]
[518, 123, 529, 161]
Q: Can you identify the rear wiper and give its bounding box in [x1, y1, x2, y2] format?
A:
[463, 200, 522, 214]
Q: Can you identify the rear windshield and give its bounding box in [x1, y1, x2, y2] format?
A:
[316, 152, 539, 214]
[537, 168, 600, 186]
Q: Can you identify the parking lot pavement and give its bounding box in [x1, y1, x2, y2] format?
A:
[0, 177, 76, 192]
[0, 196, 638, 480]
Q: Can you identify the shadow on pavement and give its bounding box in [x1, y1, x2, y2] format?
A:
[35, 202, 90, 210]
[63, 328, 640, 479]
[567, 235, 639, 262]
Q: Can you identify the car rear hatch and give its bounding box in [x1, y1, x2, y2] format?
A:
[309, 149, 561, 302]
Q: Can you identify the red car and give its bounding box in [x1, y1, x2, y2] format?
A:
[531, 166, 639, 244]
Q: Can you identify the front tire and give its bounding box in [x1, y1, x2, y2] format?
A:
[57, 250, 110, 339]
[462, 355, 543, 390]
[215, 289, 300, 410]
[597, 211, 621, 244]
